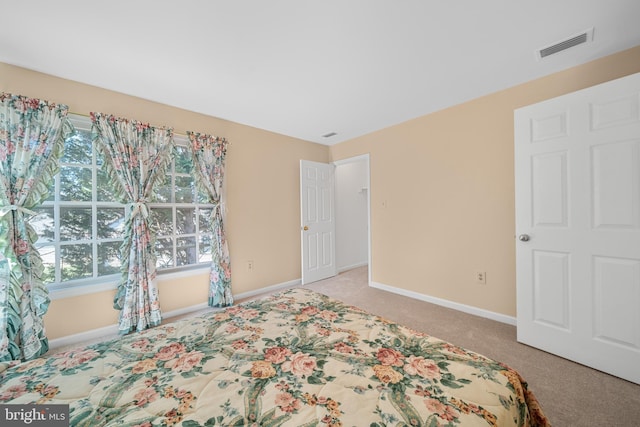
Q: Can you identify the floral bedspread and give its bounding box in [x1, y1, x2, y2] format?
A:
[0, 288, 549, 426]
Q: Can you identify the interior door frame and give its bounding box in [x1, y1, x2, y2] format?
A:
[332, 153, 372, 286]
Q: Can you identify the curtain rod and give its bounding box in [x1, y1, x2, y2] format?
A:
[68, 111, 228, 142]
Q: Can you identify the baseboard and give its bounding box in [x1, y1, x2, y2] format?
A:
[48, 278, 303, 351]
[163, 302, 211, 319]
[370, 281, 516, 326]
[49, 278, 514, 352]
[234, 278, 301, 300]
[48, 324, 120, 351]
[337, 262, 368, 273]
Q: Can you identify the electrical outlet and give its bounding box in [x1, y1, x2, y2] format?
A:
[475, 271, 486, 284]
[247, 260, 254, 272]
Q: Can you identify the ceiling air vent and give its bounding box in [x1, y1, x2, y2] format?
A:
[537, 28, 594, 60]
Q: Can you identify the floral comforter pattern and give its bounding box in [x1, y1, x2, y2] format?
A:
[0, 288, 549, 426]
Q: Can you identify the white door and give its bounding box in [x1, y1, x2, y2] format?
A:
[300, 160, 337, 284]
[515, 72, 640, 385]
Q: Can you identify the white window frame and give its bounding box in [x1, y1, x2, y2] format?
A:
[39, 114, 214, 299]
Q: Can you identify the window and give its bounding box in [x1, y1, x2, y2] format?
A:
[34, 114, 214, 292]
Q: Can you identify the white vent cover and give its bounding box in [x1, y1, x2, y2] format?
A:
[537, 28, 594, 60]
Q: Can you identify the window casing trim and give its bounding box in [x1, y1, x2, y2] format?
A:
[40, 114, 218, 293]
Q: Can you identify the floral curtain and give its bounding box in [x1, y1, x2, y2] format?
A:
[91, 113, 174, 334]
[187, 132, 232, 307]
[0, 93, 73, 361]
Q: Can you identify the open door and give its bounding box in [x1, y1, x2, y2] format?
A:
[515, 72, 640, 384]
[300, 160, 337, 284]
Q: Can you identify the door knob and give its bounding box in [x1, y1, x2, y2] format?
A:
[303, 226, 309, 231]
[518, 234, 530, 242]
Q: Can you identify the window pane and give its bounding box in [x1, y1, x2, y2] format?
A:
[155, 237, 174, 269]
[60, 166, 92, 201]
[199, 235, 212, 263]
[199, 208, 213, 231]
[97, 208, 125, 239]
[97, 168, 117, 202]
[98, 242, 122, 276]
[60, 207, 92, 240]
[61, 244, 92, 281]
[174, 146, 192, 174]
[62, 129, 92, 164]
[150, 208, 173, 236]
[43, 115, 225, 288]
[152, 175, 171, 203]
[32, 207, 55, 243]
[176, 208, 195, 234]
[176, 236, 196, 266]
[196, 190, 210, 204]
[175, 176, 194, 203]
[38, 245, 56, 284]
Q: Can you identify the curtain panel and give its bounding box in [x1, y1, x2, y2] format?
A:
[91, 113, 175, 335]
[186, 132, 232, 307]
[0, 92, 73, 361]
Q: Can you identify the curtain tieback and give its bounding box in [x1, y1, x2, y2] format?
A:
[0, 205, 37, 218]
[129, 201, 149, 219]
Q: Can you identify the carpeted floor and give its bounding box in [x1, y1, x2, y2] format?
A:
[303, 266, 640, 427]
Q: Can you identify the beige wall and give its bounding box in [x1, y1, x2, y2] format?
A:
[1, 63, 329, 339]
[3, 45, 640, 339]
[330, 45, 640, 317]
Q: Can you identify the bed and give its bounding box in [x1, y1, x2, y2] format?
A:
[0, 288, 549, 426]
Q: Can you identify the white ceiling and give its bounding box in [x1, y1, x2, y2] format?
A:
[2, 1, 640, 145]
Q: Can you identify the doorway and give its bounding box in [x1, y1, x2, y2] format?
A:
[334, 154, 371, 284]
[300, 154, 371, 285]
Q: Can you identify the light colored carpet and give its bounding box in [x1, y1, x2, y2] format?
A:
[304, 266, 640, 427]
